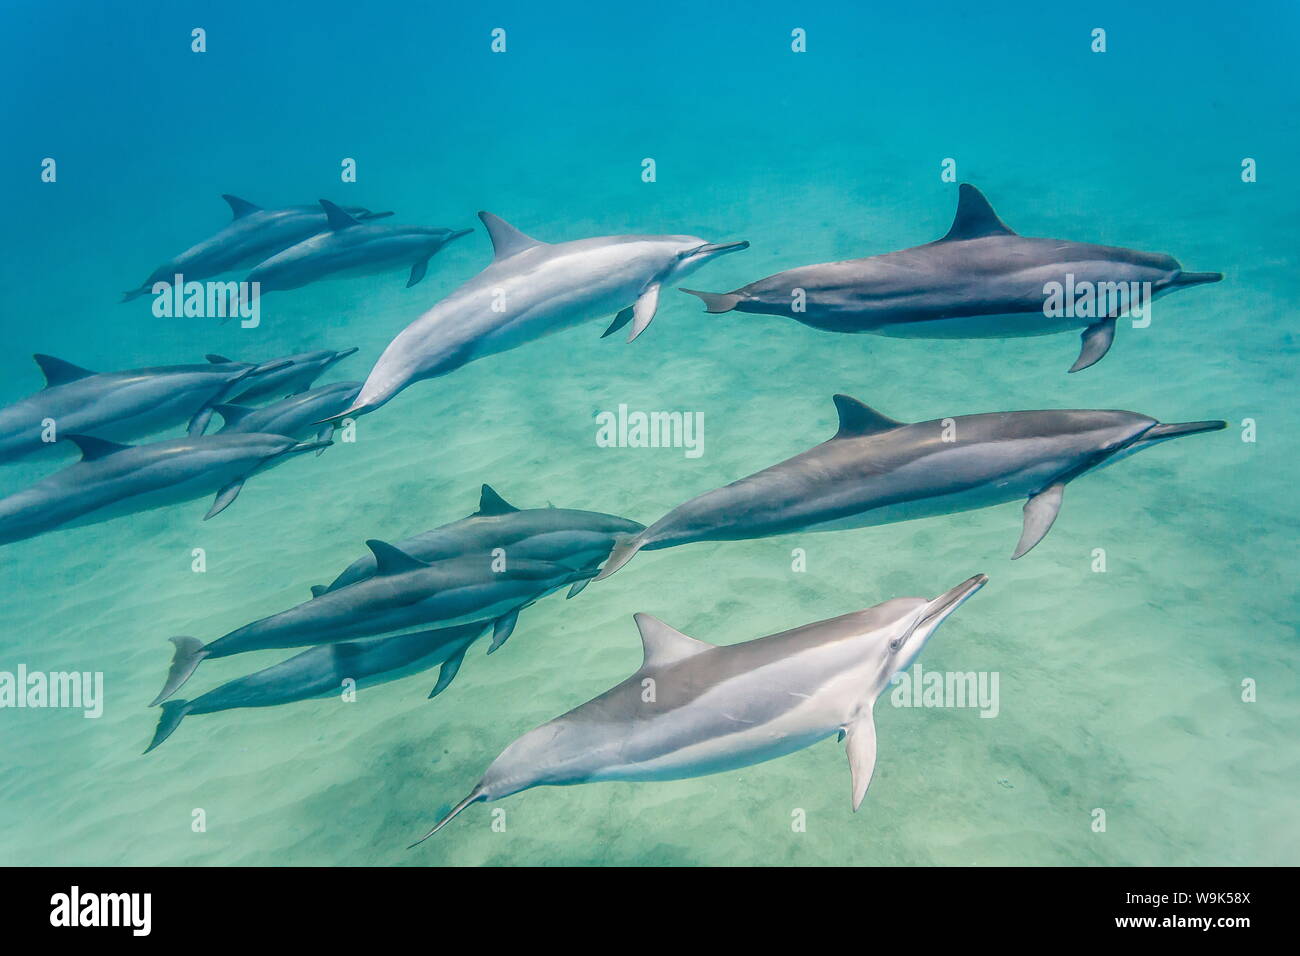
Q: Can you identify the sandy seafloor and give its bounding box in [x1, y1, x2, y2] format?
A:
[0, 1, 1296, 865]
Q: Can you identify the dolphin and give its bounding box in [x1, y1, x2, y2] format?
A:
[681, 184, 1222, 372]
[409, 573, 987, 844]
[202, 347, 358, 402]
[331, 212, 749, 418]
[246, 200, 471, 292]
[0, 353, 296, 465]
[596, 394, 1226, 579]
[213, 381, 361, 447]
[0, 432, 329, 546]
[145, 621, 490, 754]
[316, 484, 645, 597]
[150, 545, 594, 705]
[122, 195, 393, 301]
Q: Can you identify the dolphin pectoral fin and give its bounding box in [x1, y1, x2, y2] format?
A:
[602, 307, 634, 339]
[314, 423, 335, 454]
[1068, 318, 1117, 373]
[566, 577, 591, 599]
[846, 706, 879, 811]
[150, 637, 208, 706]
[1013, 482, 1065, 560]
[205, 480, 245, 520]
[187, 406, 215, 436]
[837, 729, 846, 742]
[428, 645, 470, 699]
[487, 609, 521, 655]
[627, 283, 661, 343]
[144, 700, 193, 754]
[406, 257, 431, 288]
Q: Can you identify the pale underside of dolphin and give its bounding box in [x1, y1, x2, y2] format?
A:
[145, 620, 489, 754]
[0, 431, 328, 546]
[150, 543, 595, 706]
[410, 574, 987, 844]
[682, 183, 1222, 372]
[122, 194, 393, 301]
[0, 353, 298, 464]
[331, 212, 749, 419]
[247, 200, 472, 293]
[595, 394, 1226, 580]
[315, 484, 644, 597]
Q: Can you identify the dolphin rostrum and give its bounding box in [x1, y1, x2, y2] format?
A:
[0, 353, 296, 464]
[145, 621, 490, 754]
[316, 484, 644, 597]
[0, 432, 329, 546]
[213, 381, 362, 447]
[247, 200, 471, 292]
[596, 395, 1225, 579]
[682, 184, 1222, 372]
[122, 195, 392, 301]
[410, 574, 987, 844]
[150, 546, 594, 705]
[332, 213, 749, 418]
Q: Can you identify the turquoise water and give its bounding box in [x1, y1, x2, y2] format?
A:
[0, 0, 1296, 866]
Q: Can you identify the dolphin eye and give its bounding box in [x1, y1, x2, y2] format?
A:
[888, 639, 901, 651]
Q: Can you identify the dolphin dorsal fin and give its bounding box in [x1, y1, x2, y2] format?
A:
[633, 613, 712, 669]
[478, 212, 544, 261]
[222, 194, 261, 219]
[832, 394, 904, 438]
[33, 354, 95, 388]
[365, 539, 428, 575]
[476, 484, 519, 516]
[65, 434, 130, 462]
[941, 184, 1016, 241]
[205, 353, 234, 364]
[320, 199, 362, 230]
[212, 404, 254, 430]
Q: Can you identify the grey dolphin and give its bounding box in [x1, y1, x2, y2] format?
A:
[201, 347, 358, 402]
[596, 394, 1226, 579]
[0, 432, 329, 546]
[0, 353, 296, 465]
[410, 574, 986, 844]
[122, 195, 393, 301]
[151, 545, 594, 705]
[331, 212, 749, 418]
[145, 621, 489, 754]
[213, 381, 362, 447]
[682, 184, 1222, 372]
[247, 200, 471, 293]
[317, 484, 645, 597]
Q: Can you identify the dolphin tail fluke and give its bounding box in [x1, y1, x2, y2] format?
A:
[143, 700, 193, 754]
[150, 637, 209, 707]
[408, 786, 487, 848]
[593, 532, 646, 581]
[679, 288, 742, 314]
[1068, 318, 1116, 373]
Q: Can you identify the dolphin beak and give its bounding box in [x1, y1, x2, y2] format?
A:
[333, 347, 360, 362]
[1171, 271, 1223, 287]
[918, 574, 989, 631]
[694, 240, 750, 258]
[1141, 420, 1227, 442]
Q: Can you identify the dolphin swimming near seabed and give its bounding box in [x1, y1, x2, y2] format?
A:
[316, 484, 644, 597]
[202, 347, 358, 401]
[145, 621, 489, 754]
[247, 200, 471, 293]
[213, 381, 361, 447]
[151, 546, 594, 705]
[330, 212, 749, 418]
[0, 432, 330, 546]
[682, 184, 1222, 372]
[0, 354, 296, 465]
[595, 395, 1226, 579]
[121, 195, 393, 301]
[409, 574, 987, 844]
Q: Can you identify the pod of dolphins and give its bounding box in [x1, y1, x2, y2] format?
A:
[1, 181, 1224, 848]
